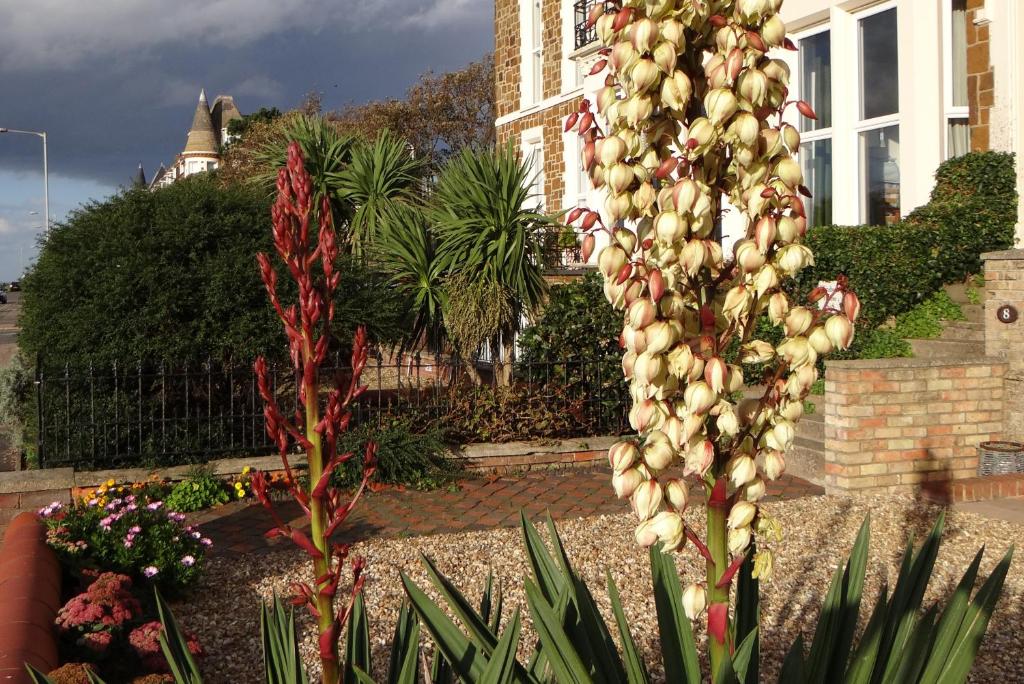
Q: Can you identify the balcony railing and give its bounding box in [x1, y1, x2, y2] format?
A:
[573, 0, 616, 51]
[539, 229, 585, 269]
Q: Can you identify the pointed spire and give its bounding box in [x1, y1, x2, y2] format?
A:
[183, 88, 218, 154]
[133, 162, 147, 188]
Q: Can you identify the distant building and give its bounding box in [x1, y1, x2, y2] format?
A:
[149, 90, 242, 190]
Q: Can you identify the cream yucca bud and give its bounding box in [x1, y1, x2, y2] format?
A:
[627, 298, 657, 329]
[614, 228, 637, 254]
[634, 519, 659, 547]
[654, 211, 686, 244]
[767, 420, 796, 452]
[631, 478, 663, 520]
[634, 351, 665, 385]
[737, 69, 768, 106]
[609, 162, 634, 195]
[705, 88, 738, 124]
[778, 398, 804, 421]
[727, 112, 760, 147]
[762, 15, 786, 47]
[604, 280, 626, 308]
[784, 306, 814, 337]
[727, 454, 758, 488]
[680, 239, 708, 276]
[742, 477, 767, 502]
[622, 325, 647, 353]
[610, 41, 640, 73]
[726, 363, 745, 393]
[596, 12, 617, 44]
[599, 136, 628, 166]
[660, 18, 685, 48]
[624, 95, 654, 126]
[844, 291, 861, 321]
[598, 245, 628, 278]
[686, 439, 715, 477]
[754, 216, 777, 253]
[664, 478, 689, 510]
[621, 350, 637, 379]
[682, 583, 706, 620]
[630, 17, 658, 52]
[630, 58, 661, 93]
[738, 0, 770, 21]
[596, 85, 618, 114]
[763, 450, 786, 480]
[667, 344, 694, 378]
[808, 326, 834, 354]
[704, 357, 727, 394]
[643, 430, 675, 471]
[653, 41, 677, 74]
[775, 244, 815, 275]
[740, 340, 775, 363]
[644, 320, 677, 354]
[735, 240, 766, 273]
[648, 511, 685, 551]
[825, 314, 855, 350]
[777, 214, 800, 243]
[613, 467, 644, 498]
[633, 181, 657, 214]
[673, 178, 700, 212]
[764, 58, 790, 86]
[778, 336, 816, 368]
[661, 415, 684, 447]
[774, 157, 803, 189]
[728, 501, 757, 529]
[608, 440, 639, 472]
[722, 285, 753, 323]
[781, 123, 801, 153]
[604, 191, 632, 220]
[729, 526, 753, 555]
[684, 380, 717, 415]
[716, 407, 740, 437]
[768, 292, 790, 325]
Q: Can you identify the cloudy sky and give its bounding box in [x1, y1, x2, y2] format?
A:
[0, 0, 493, 281]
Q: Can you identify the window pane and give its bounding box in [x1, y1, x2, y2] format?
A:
[947, 117, 970, 158]
[859, 8, 899, 120]
[951, 0, 967, 107]
[800, 138, 832, 227]
[799, 31, 831, 131]
[860, 125, 900, 225]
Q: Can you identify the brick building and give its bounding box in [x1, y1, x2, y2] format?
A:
[494, 0, 1024, 255]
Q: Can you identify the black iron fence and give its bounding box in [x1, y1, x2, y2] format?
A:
[573, 1, 617, 51]
[34, 352, 628, 470]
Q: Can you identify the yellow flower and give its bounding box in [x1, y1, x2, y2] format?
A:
[105, 479, 115, 488]
[241, 466, 251, 475]
[236, 489, 245, 498]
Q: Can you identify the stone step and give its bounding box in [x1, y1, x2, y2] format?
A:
[908, 338, 978, 359]
[939, 321, 985, 342]
[943, 282, 974, 305]
[789, 435, 825, 486]
[960, 304, 984, 324]
[797, 412, 825, 442]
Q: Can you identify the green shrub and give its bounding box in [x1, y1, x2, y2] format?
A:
[165, 466, 230, 513]
[333, 417, 458, 490]
[892, 290, 964, 339]
[797, 152, 1016, 330]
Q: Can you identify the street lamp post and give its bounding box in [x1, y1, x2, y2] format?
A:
[0, 127, 49, 234]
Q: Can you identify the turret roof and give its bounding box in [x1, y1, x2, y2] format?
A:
[183, 89, 218, 155]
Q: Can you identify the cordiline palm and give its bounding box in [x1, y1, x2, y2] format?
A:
[374, 202, 448, 356]
[430, 144, 558, 384]
[333, 130, 427, 258]
[253, 115, 356, 234]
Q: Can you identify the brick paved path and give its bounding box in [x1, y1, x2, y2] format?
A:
[190, 468, 824, 557]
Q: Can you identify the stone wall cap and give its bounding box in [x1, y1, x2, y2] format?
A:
[982, 249, 1024, 261]
[827, 356, 1005, 371]
[74, 454, 308, 487]
[458, 436, 619, 459]
[0, 468, 74, 494]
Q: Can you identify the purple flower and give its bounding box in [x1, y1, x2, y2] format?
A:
[167, 512, 186, 523]
[146, 501, 163, 511]
[142, 566, 159, 578]
[123, 539, 134, 549]
[180, 555, 196, 567]
[87, 498, 99, 507]
[37, 502, 64, 517]
[190, 531, 202, 540]
[129, 526, 141, 534]
[200, 537, 213, 547]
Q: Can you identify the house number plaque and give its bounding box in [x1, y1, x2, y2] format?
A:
[997, 305, 1018, 324]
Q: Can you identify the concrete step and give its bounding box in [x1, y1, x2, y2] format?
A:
[943, 282, 974, 305]
[960, 304, 984, 324]
[797, 412, 824, 442]
[939, 321, 985, 342]
[908, 338, 978, 359]
[789, 435, 825, 486]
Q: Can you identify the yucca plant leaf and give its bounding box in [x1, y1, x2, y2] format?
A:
[261, 594, 309, 684]
[933, 545, 1013, 684]
[344, 593, 372, 684]
[521, 512, 567, 606]
[843, 584, 889, 684]
[916, 548, 984, 684]
[874, 512, 946, 683]
[885, 605, 937, 684]
[352, 667, 377, 684]
[480, 608, 524, 684]
[419, 553, 501, 654]
[649, 546, 700, 684]
[806, 516, 870, 683]
[431, 648, 454, 684]
[731, 627, 759, 684]
[607, 571, 651, 684]
[734, 541, 760, 684]
[26, 665, 57, 684]
[779, 634, 805, 682]
[524, 579, 593, 684]
[401, 571, 489, 682]
[154, 587, 203, 683]
[386, 601, 420, 684]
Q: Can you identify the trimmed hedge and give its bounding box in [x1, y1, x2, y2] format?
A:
[796, 152, 1017, 328]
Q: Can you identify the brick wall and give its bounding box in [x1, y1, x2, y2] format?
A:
[495, 0, 521, 119]
[541, 0, 564, 100]
[824, 358, 1007, 494]
[966, 0, 994, 151]
[496, 96, 583, 214]
[984, 249, 1024, 440]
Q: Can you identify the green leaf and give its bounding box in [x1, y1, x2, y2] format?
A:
[419, 553, 501, 654]
[731, 627, 759, 684]
[345, 593, 372, 684]
[261, 594, 308, 684]
[916, 548, 984, 684]
[734, 542, 760, 684]
[884, 605, 937, 684]
[402, 571, 489, 682]
[524, 579, 594, 684]
[648, 546, 700, 684]
[480, 608, 524, 684]
[779, 634, 805, 682]
[521, 512, 567, 606]
[607, 571, 650, 684]
[386, 601, 421, 684]
[25, 665, 56, 684]
[154, 587, 203, 683]
[842, 585, 889, 684]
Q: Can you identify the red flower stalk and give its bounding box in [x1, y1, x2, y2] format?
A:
[254, 141, 378, 683]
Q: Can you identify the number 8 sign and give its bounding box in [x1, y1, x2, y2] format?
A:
[997, 305, 1018, 324]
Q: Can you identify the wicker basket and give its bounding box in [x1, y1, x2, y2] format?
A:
[977, 441, 1024, 476]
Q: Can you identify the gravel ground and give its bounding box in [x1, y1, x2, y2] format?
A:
[175, 494, 1023, 682]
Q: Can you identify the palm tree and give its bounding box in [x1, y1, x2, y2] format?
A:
[429, 143, 559, 385]
[333, 130, 427, 258]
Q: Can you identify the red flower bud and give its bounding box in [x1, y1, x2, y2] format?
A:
[581, 211, 600, 230]
[581, 233, 596, 262]
[564, 111, 580, 133]
[567, 207, 585, 224]
[649, 268, 665, 302]
[746, 31, 766, 52]
[612, 7, 632, 32]
[709, 14, 727, 27]
[796, 100, 817, 120]
[615, 262, 633, 285]
[589, 59, 608, 76]
[654, 156, 679, 180]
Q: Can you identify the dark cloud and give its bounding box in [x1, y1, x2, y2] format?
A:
[0, 1, 493, 186]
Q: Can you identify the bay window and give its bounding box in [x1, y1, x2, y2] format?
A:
[857, 5, 900, 225]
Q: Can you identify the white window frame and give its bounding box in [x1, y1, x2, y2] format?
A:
[519, 0, 544, 108]
[792, 23, 833, 228]
[942, 0, 970, 159]
[853, 1, 900, 224]
[521, 126, 546, 210]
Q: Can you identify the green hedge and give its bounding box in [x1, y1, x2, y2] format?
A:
[796, 152, 1017, 328]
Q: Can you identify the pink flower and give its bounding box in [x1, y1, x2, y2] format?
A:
[180, 555, 196, 567]
[146, 501, 163, 511]
[143, 566, 159, 578]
